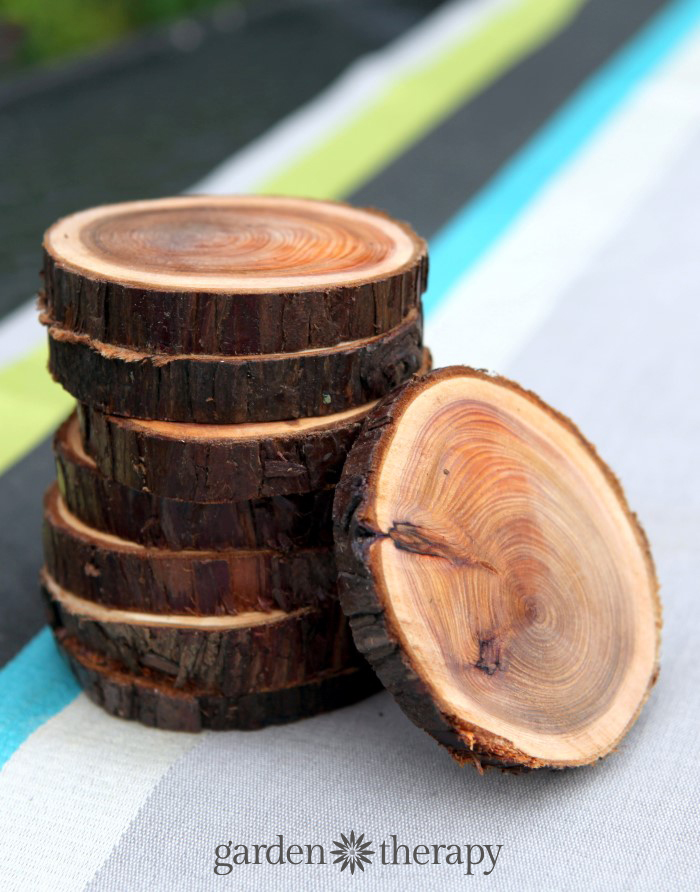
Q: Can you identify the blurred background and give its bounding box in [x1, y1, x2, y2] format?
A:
[0, 0, 688, 688]
[1, 2, 699, 888]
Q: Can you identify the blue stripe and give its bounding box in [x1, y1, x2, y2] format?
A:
[425, 0, 700, 315]
[0, 628, 79, 768]
[2, 0, 699, 770]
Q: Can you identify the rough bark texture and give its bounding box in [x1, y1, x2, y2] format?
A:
[45, 310, 424, 423]
[43, 573, 361, 696]
[43, 484, 337, 615]
[55, 415, 335, 550]
[41, 252, 427, 357]
[56, 632, 381, 732]
[78, 404, 366, 503]
[41, 196, 427, 355]
[333, 367, 661, 771]
[77, 348, 431, 502]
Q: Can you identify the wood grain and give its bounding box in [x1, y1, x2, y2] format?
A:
[42, 196, 427, 355]
[333, 367, 661, 770]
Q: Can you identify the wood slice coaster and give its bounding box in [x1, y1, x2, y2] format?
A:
[44, 305, 423, 424]
[43, 484, 336, 615]
[43, 570, 360, 696]
[56, 414, 335, 550]
[333, 367, 661, 770]
[56, 633, 381, 732]
[77, 349, 431, 503]
[42, 196, 427, 355]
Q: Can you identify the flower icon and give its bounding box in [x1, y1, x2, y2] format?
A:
[331, 831, 375, 874]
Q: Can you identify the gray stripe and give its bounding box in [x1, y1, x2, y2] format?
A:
[350, 0, 667, 235]
[0, 438, 55, 664]
[87, 101, 700, 892]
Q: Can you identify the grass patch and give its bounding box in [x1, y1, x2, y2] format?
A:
[0, 0, 226, 66]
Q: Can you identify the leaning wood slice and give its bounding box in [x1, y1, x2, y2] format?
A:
[77, 349, 431, 502]
[333, 367, 661, 770]
[45, 308, 423, 423]
[42, 195, 427, 355]
[56, 633, 381, 732]
[43, 485, 336, 615]
[43, 570, 361, 696]
[56, 414, 334, 550]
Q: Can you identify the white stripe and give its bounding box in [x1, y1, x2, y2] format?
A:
[190, 0, 515, 195]
[426, 24, 700, 372]
[0, 695, 203, 892]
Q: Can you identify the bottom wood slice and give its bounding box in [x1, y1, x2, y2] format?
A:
[55, 414, 335, 551]
[43, 483, 337, 615]
[56, 633, 381, 732]
[43, 570, 361, 696]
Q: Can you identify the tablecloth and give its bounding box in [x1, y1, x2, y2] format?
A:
[1, 1, 699, 889]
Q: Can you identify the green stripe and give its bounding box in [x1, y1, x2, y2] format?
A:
[260, 0, 585, 198]
[0, 0, 584, 474]
[0, 346, 73, 473]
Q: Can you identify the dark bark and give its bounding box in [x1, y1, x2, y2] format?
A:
[43, 484, 337, 615]
[55, 632, 381, 732]
[56, 414, 335, 549]
[77, 348, 430, 502]
[41, 246, 427, 356]
[43, 573, 360, 696]
[41, 197, 427, 356]
[332, 375, 492, 764]
[45, 310, 424, 423]
[78, 403, 367, 503]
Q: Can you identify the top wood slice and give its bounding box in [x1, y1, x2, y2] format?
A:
[42, 196, 427, 355]
[333, 367, 661, 771]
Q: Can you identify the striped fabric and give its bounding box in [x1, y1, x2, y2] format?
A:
[2, 1, 699, 888]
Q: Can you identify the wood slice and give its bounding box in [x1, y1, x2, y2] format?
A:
[333, 367, 661, 770]
[42, 196, 427, 355]
[43, 570, 360, 696]
[56, 413, 335, 550]
[56, 633, 381, 732]
[77, 349, 431, 503]
[44, 306, 423, 423]
[43, 484, 336, 615]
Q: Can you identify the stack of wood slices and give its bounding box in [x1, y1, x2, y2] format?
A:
[39, 195, 430, 732]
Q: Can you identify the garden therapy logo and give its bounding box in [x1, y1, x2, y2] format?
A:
[331, 831, 375, 874]
[214, 832, 502, 876]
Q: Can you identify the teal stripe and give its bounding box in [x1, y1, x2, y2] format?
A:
[0, 629, 79, 769]
[2, 0, 700, 770]
[425, 0, 700, 314]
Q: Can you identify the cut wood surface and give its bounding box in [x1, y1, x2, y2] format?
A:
[42, 195, 427, 355]
[56, 633, 381, 732]
[56, 414, 335, 550]
[43, 484, 336, 615]
[333, 367, 661, 770]
[78, 349, 431, 502]
[45, 306, 424, 423]
[43, 570, 361, 695]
